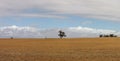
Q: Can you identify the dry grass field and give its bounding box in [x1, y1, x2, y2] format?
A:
[0, 38, 120, 61]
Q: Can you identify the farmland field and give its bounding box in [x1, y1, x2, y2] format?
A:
[0, 38, 120, 61]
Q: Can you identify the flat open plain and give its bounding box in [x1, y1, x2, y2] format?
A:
[0, 38, 120, 61]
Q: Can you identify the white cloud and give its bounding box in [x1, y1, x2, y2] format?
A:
[0, 25, 41, 38]
[0, 0, 120, 20]
[16, 13, 66, 19]
[66, 26, 117, 38]
[0, 25, 118, 38]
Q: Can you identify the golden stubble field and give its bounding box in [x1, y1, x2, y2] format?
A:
[0, 38, 120, 61]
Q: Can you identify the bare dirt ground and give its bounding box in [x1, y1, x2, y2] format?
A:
[0, 38, 120, 61]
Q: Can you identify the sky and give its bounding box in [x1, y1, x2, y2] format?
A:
[0, 0, 120, 38]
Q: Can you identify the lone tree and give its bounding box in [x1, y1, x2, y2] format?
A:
[58, 30, 66, 38]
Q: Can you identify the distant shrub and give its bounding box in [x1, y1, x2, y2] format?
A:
[11, 37, 13, 39]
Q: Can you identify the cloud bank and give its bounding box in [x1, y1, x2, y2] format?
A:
[0, 25, 119, 38]
[0, 0, 120, 21]
[0, 25, 41, 38]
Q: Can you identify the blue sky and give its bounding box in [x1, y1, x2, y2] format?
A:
[0, 15, 120, 31]
[0, 0, 120, 38]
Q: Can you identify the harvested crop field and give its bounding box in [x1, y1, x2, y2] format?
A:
[0, 38, 120, 61]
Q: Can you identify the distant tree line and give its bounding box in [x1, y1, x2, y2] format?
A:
[99, 34, 117, 37]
